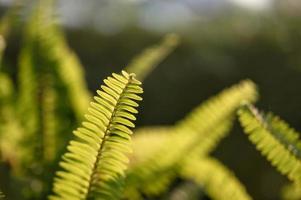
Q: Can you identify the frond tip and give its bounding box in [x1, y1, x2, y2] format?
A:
[238, 103, 301, 183]
[49, 70, 143, 200]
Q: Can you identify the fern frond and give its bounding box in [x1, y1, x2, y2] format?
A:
[50, 71, 143, 200]
[40, 24, 91, 120]
[237, 104, 301, 182]
[126, 80, 257, 197]
[33, 0, 91, 120]
[8, 1, 92, 197]
[181, 157, 252, 200]
[16, 0, 89, 170]
[22, 0, 91, 121]
[125, 33, 179, 81]
[282, 182, 301, 200]
[17, 38, 40, 164]
[0, 73, 23, 169]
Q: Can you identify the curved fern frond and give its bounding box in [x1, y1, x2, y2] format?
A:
[237, 104, 301, 183]
[32, 0, 91, 120]
[41, 25, 91, 120]
[282, 182, 301, 200]
[19, 0, 90, 123]
[50, 71, 143, 200]
[126, 80, 257, 197]
[16, 0, 89, 171]
[181, 157, 252, 200]
[125, 33, 179, 81]
[17, 34, 40, 166]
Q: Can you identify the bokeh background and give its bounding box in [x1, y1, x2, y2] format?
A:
[1, 0, 301, 199]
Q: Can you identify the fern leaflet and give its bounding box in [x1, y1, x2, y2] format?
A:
[238, 104, 301, 183]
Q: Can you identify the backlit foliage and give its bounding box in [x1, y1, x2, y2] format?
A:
[126, 80, 257, 198]
[0, 0, 177, 198]
[1, 0, 301, 200]
[50, 71, 143, 200]
[238, 104, 301, 183]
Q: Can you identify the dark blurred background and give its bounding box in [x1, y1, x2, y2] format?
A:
[1, 0, 301, 199]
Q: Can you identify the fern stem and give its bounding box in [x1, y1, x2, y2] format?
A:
[86, 74, 134, 198]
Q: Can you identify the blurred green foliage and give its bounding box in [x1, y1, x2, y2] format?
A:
[0, 1, 178, 199]
[1, 1, 301, 200]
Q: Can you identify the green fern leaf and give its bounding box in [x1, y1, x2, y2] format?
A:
[19, 0, 90, 124]
[41, 26, 92, 120]
[49, 71, 143, 200]
[15, 0, 90, 180]
[33, 0, 91, 120]
[181, 157, 252, 200]
[238, 104, 301, 183]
